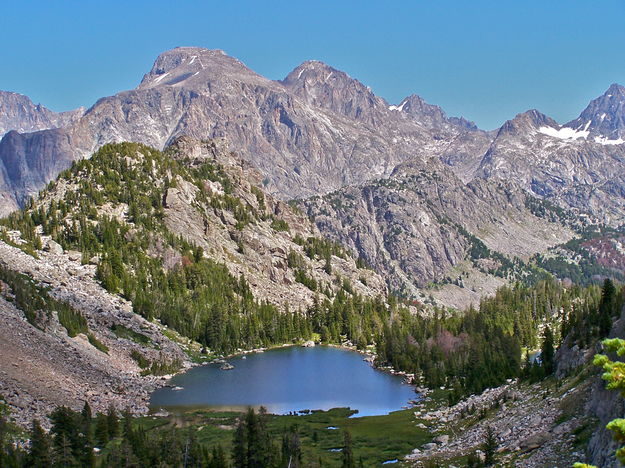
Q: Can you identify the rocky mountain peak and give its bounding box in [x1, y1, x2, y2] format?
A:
[566, 83, 625, 142]
[138, 47, 259, 89]
[391, 94, 478, 131]
[281, 60, 386, 121]
[497, 109, 558, 137]
[282, 60, 349, 88]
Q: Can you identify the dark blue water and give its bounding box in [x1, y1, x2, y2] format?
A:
[150, 346, 416, 416]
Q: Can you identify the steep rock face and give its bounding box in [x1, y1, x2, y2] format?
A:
[301, 156, 572, 300]
[0, 128, 76, 206]
[0, 91, 83, 137]
[0, 47, 485, 216]
[583, 307, 625, 467]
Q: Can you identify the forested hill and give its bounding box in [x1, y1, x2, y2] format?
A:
[1, 137, 388, 354]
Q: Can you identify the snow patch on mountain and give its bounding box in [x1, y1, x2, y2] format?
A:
[389, 101, 407, 112]
[153, 72, 170, 84]
[539, 126, 589, 141]
[594, 136, 625, 145]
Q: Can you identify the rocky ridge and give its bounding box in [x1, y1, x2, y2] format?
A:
[406, 377, 592, 467]
[473, 106, 625, 225]
[160, 136, 387, 308]
[5, 136, 386, 312]
[0, 90, 83, 137]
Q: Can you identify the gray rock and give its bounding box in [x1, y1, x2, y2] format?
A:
[45, 240, 63, 255]
[67, 250, 82, 262]
[520, 432, 551, 450]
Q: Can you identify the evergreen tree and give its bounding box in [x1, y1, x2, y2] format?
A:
[541, 326, 555, 375]
[341, 431, 355, 468]
[94, 413, 109, 447]
[28, 420, 52, 468]
[79, 402, 95, 468]
[482, 426, 497, 466]
[106, 405, 119, 440]
[55, 433, 78, 468]
[232, 417, 247, 468]
[599, 279, 617, 336]
[209, 445, 228, 468]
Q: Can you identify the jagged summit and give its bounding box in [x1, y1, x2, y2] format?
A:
[498, 109, 558, 136]
[565, 83, 625, 142]
[280, 59, 384, 119]
[502, 109, 560, 129]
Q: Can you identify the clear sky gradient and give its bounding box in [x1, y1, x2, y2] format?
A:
[1, 1, 624, 130]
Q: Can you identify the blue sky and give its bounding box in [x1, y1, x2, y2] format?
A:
[1, 1, 624, 130]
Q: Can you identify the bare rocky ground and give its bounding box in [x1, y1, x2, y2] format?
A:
[405, 372, 598, 467]
[0, 239, 190, 428]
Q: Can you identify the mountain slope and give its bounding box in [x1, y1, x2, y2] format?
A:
[300, 156, 574, 307]
[0, 239, 188, 427]
[565, 83, 625, 142]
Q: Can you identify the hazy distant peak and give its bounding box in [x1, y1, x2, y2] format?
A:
[389, 94, 479, 131]
[0, 91, 83, 137]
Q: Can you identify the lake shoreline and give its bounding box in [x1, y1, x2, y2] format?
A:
[151, 344, 421, 416]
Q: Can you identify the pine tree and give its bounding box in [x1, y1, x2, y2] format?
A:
[599, 279, 617, 336]
[210, 445, 228, 468]
[541, 326, 555, 375]
[106, 404, 119, 440]
[28, 420, 52, 468]
[55, 433, 78, 468]
[232, 417, 247, 468]
[341, 431, 355, 468]
[94, 413, 109, 447]
[482, 426, 497, 466]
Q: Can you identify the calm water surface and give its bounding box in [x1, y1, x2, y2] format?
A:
[150, 346, 416, 416]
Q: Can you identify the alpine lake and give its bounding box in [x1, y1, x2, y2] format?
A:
[142, 345, 440, 466]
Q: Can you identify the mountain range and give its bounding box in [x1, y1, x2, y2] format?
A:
[1, 46, 624, 305]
